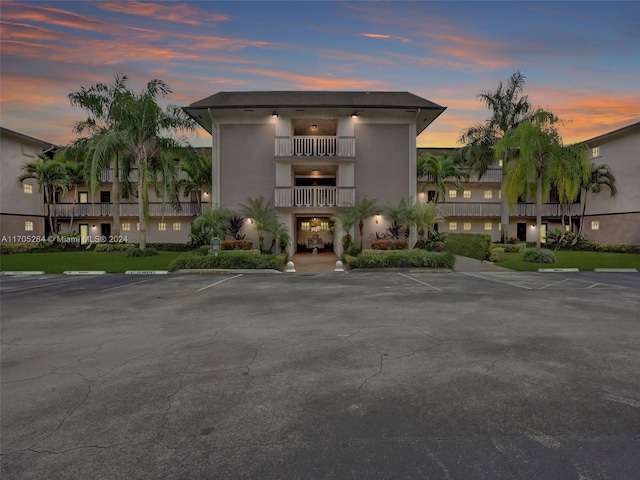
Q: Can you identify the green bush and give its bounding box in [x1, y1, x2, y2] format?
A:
[523, 248, 557, 264]
[489, 247, 505, 262]
[0, 243, 39, 254]
[221, 240, 253, 250]
[146, 243, 193, 252]
[501, 243, 525, 253]
[370, 239, 409, 250]
[126, 247, 158, 257]
[168, 250, 287, 271]
[571, 241, 640, 254]
[95, 243, 135, 252]
[445, 233, 492, 260]
[348, 249, 455, 269]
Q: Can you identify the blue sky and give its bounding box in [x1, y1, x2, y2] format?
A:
[1, 0, 639, 147]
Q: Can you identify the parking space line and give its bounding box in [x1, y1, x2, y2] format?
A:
[398, 273, 442, 290]
[539, 278, 571, 289]
[2, 276, 87, 293]
[101, 277, 165, 292]
[459, 272, 532, 289]
[196, 274, 243, 292]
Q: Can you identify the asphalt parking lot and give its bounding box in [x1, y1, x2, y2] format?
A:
[1, 270, 639, 479]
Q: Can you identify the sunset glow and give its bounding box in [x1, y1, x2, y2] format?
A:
[1, 0, 638, 147]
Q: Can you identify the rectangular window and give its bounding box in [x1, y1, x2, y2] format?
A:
[172, 222, 181, 231]
[463, 222, 472, 231]
[122, 223, 131, 231]
[79, 192, 88, 203]
[23, 183, 33, 194]
[498, 159, 503, 167]
[463, 190, 472, 199]
[427, 190, 436, 202]
[25, 220, 34, 231]
[498, 190, 502, 199]
[484, 190, 493, 199]
[158, 222, 167, 231]
[301, 221, 310, 231]
[320, 221, 329, 231]
[136, 223, 140, 231]
[449, 222, 457, 231]
[485, 222, 493, 231]
[592, 146, 600, 158]
[498, 223, 502, 231]
[591, 220, 600, 230]
[448, 190, 457, 199]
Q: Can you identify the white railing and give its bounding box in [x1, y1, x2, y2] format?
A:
[275, 187, 355, 207]
[275, 136, 355, 157]
[435, 202, 581, 217]
[101, 168, 190, 183]
[420, 168, 503, 184]
[512, 203, 582, 217]
[53, 202, 208, 218]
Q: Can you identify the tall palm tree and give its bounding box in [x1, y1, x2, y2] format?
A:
[497, 110, 565, 248]
[62, 160, 86, 233]
[192, 205, 231, 243]
[382, 198, 413, 239]
[67, 75, 196, 249]
[411, 201, 444, 241]
[417, 152, 466, 204]
[180, 155, 212, 213]
[579, 162, 617, 234]
[239, 196, 277, 253]
[459, 70, 546, 241]
[18, 155, 68, 236]
[331, 208, 357, 251]
[553, 143, 590, 232]
[353, 195, 378, 250]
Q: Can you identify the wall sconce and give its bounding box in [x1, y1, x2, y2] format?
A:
[248, 218, 254, 225]
[272, 111, 278, 119]
[351, 112, 358, 119]
[375, 213, 381, 224]
[311, 124, 318, 130]
[92, 224, 96, 228]
[312, 169, 319, 174]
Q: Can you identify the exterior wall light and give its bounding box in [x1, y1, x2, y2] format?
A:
[375, 213, 381, 224]
[272, 111, 278, 119]
[351, 112, 358, 119]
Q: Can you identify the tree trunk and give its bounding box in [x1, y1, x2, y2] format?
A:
[112, 175, 121, 238]
[137, 155, 147, 250]
[536, 175, 543, 248]
[69, 187, 77, 233]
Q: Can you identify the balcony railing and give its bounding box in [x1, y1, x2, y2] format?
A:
[53, 202, 208, 218]
[435, 202, 582, 217]
[101, 169, 191, 183]
[275, 136, 355, 157]
[420, 168, 503, 184]
[275, 187, 355, 207]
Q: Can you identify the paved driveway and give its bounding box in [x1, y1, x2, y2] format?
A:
[1, 271, 639, 479]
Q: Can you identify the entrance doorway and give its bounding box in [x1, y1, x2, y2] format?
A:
[517, 223, 527, 242]
[295, 216, 333, 253]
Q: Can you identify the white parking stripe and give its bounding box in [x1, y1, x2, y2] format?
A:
[398, 273, 442, 290]
[2, 276, 87, 293]
[196, 274, 243, 292]
[459, 272, 533, 289]
[101, 277, 163, 292]
[539, 278, 571, 289]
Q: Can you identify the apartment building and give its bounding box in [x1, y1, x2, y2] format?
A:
[183, 91, 446, 254]
[418, 120, 640, 244]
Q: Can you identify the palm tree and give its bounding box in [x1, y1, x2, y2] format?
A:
[553, 143, 590, 232]
[180, 154, 212, 213]
[579, 162, 617, 234]
[417, 152, 466, 204]
[459, 70, 545, 241]
[62, 160, 86, 233]
[192, 205, 231, 243]
[239, 196, 277, 253]
[382, 198, 413, 239]
[497, 110, 565, 248]
[353, 195, 378, 250]
[331, 208, 357, 251]
[18, 155, 68, 236]
[411, 201, 444, 242]
[67, 75, 196, 249]
[266, 221, 290, 254]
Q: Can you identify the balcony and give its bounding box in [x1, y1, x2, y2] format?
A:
[53, 202, 207, 218]
[275, 136, 355, 157]
[420, 168, 503, 184]
[100, 168, 191, 183]
[275, 187, 355, 208]
[435, 202, 582, 218]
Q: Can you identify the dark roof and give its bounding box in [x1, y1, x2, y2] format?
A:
[0, 126, 56, 149]
[188, 91, 444, 110]
[583, 121, 640, 145]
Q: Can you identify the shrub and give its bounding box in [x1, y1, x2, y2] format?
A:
[489, 247, 505, 263]
[502, 243, 525, 253]
[221, 240, 253, 250]
[146, 243, 193, 252]
[95, 243, 134, 252]
[168, 250, 287, 271]
[445, 233, 492, 260]
[126, 247, 158, 257]
[370, 239, 408, 250]
[348, 249, 455, 269]
[546, 229, 586, 250]
[523, 248, 557, 264]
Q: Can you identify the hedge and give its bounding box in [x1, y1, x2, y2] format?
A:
[445, 233, 492, 260]
[345, 249, 455, 269]
[168, 250, 287, 271]
[370, 239, 409, 250]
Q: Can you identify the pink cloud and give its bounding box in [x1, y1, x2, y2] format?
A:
[99, 2, 231, 25]
[362, 32, 411, 43]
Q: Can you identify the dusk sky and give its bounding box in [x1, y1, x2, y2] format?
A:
[1, 1, 639, 148]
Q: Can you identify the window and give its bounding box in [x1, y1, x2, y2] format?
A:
[592, 146, 600, 158]
[463, 190, 472, 199]
[498, 159, 503, 167]
[136, 223, 140, 231]
[25, 221, 34, 231]
[23, 183, 33, 194]
[499, 190, 502, 199]
[158, 223, 167, 231]
[172, 222, 181, 231]
[485, 222, 493, 231]
[100, 191, 110, 203]
[427, 190, 436, 202]
[320, 221, 329, 231]
[449, 222, 457, 231]
[448, 190, 457, 199]
[498, 223, 502, 231]
[463, 222, 472, 231]
[79, 192, 88, 203]
[591, 220, 600, 230]
[484, 190, 493, 199]
[301, 221, 310, 231]
[122, 223, 131, 231]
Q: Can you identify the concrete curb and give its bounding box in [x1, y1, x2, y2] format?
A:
[594, 268, 638, 272]
[63, 271, 107, 275]
[1, 271, 45, 275]
[125, 270, 169, 275]
[176, 269, 282, 274]
[537, 268, 580, 272]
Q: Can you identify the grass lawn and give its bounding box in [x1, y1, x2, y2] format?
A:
[0, 251, 184, 274]
[498, 251, 640, 271]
